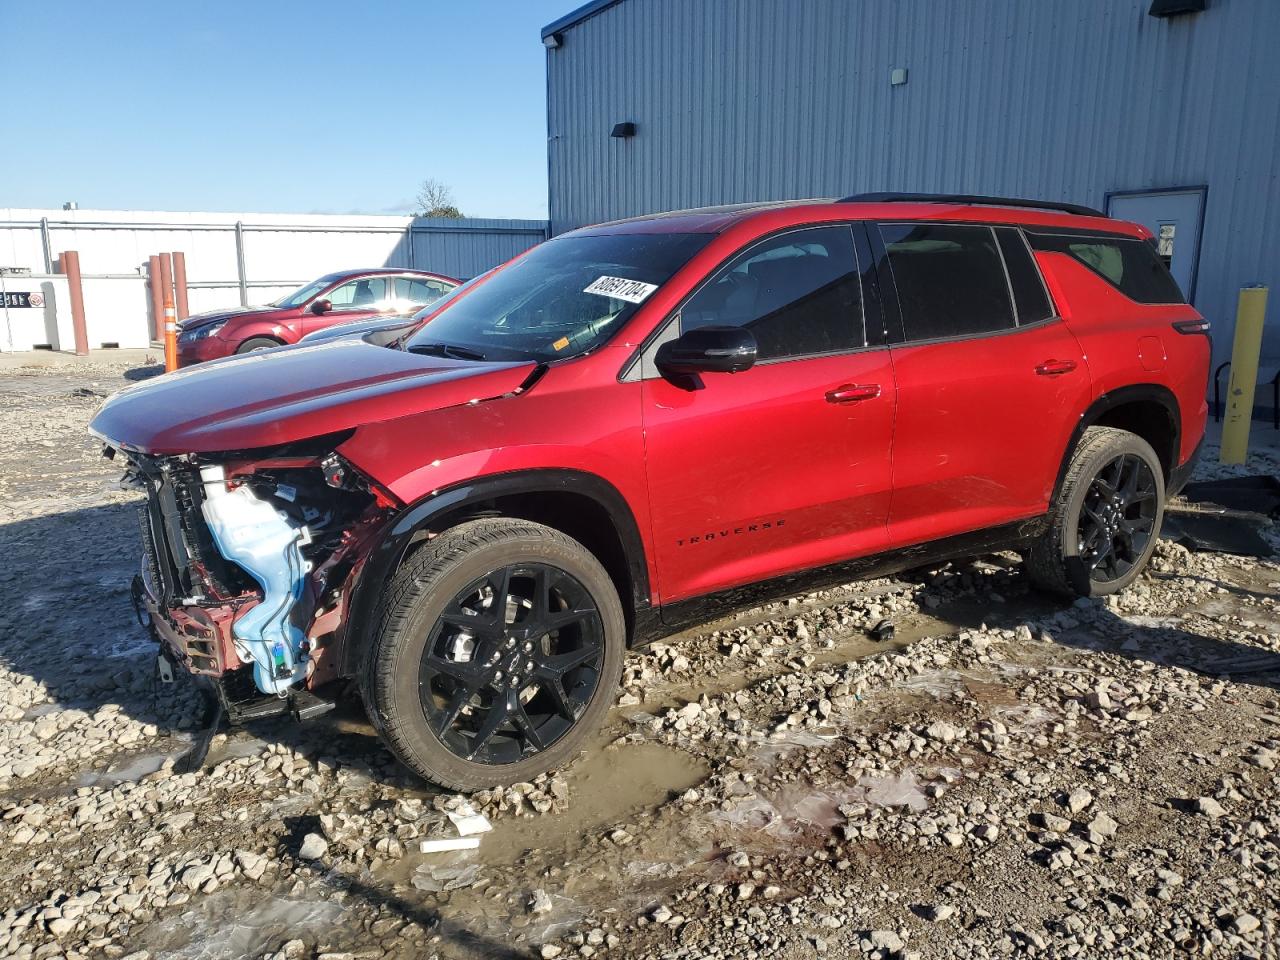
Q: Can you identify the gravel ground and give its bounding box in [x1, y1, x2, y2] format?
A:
[1, 356, 1278, 960]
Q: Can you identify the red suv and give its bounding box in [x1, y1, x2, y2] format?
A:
[91, 194, 1208, 790]
[176, 267, 458, 365]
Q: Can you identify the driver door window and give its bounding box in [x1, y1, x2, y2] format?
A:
[679, 225, 864, 360]
[326, 277, 389, 312]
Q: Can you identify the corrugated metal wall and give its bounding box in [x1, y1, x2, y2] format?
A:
[546, 0, 1280, 364]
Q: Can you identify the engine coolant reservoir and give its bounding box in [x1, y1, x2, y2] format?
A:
[199, 465, 311, 696]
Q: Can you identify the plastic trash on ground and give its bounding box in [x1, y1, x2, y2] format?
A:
[447, 803, 493, 837]
[411, 862, 483, 892]
[419, 836, 481, 854]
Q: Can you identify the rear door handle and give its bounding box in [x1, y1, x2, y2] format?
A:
[1035, 359, 1078, 376]
[826, 383, 881, 403]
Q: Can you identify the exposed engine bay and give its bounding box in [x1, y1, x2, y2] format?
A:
[120, 439, 393, 720]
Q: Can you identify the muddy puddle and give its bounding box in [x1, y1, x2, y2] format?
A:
[483, 741, 709, 864]
[142, 888, 347, 959]
[354, 740, 716, 949]
[75, 739, 192, 788]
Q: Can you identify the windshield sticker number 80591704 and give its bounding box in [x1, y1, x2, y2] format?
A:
[583, 275, 659, 304]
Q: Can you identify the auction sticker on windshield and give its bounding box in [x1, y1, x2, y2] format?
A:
[583, 276, 658, 304]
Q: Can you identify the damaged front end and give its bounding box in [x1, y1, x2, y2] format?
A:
[122, 433, 394, 722]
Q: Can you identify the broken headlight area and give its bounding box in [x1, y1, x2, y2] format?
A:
[122, 440, 395, 716]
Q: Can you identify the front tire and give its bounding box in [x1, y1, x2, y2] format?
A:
[236, 337, 281, 354]
[364, 518, 625, 791]
[1026, 426, 1165, 597]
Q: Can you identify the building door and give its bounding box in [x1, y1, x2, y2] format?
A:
[1106, 187, 1206, 303]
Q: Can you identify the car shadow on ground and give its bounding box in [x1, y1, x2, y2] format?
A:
[122, 363, 163, 382]
[910, 563, 1280, 696]
[0, 499, 408, 791]
[277, 814, 527, 959]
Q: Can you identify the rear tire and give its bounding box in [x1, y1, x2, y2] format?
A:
[1025, 426, 1165, 598]
[363, 518, 625, 791]
[236, 337, 281, 354]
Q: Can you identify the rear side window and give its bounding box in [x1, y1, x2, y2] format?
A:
[878, 223, 1015, 341]
[995, 228, 1054, 324]
[1026, 231, 1185, 304]
[680, 225, 863, 360]
[400, 277, 453, 304]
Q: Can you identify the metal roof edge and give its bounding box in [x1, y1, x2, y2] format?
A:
[541, 0, 626, 39]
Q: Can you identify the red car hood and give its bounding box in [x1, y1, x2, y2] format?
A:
[89, 340, 536, 455]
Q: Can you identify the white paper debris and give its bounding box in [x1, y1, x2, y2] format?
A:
[447, 805, 493, 837]
[419, 837, 481, 854]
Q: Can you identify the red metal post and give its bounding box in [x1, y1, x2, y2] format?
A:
[158, 252, 174, 317]
[60, 251, 89, 356]
[148, 254, 163, 342]
[171, 251, 189, 322]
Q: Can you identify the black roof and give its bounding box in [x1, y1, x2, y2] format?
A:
[841, 192, 1106, 219]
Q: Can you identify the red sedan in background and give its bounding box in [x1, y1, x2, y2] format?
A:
[176, 267, 458, 366]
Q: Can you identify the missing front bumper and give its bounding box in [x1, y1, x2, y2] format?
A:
[136, 572, 336, 725]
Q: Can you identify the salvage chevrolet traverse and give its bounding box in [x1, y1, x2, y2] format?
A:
[90, 194, 1209, 790]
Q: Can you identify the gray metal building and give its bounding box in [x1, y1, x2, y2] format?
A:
[542, 0, 1280, 369]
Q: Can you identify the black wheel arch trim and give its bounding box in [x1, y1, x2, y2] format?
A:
[338, 468, 652, 677]
[1053, 384, 1182, 502]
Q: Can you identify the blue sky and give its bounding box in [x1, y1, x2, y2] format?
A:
[1, 0, 572, 219]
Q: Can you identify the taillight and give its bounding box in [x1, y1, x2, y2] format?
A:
[1172, 319, 1211, 335]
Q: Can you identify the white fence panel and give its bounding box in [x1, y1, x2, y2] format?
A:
[0, 209, 548, 350]
[80, 277, 151, 348]
[243, 228, 406, 284]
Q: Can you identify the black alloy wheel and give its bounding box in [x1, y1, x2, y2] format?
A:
[1076, 453, 1159, 585]
[1024, 426, 1166, 598]
[417, 562, 605, 765]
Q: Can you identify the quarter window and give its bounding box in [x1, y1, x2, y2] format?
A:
[879, 223, 1015, 341]
[1026, 232, 1185, 304]
[680, 226, 863, 361]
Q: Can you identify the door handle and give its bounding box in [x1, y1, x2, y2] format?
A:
[826, 383, 881, 403]
[1035, 359, 1078, 376]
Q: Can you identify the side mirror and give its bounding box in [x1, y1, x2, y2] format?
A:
[311, 298, 332, 315]
[655, 325, 758, 377]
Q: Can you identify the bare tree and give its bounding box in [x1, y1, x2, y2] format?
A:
[415, 178, 463, 218]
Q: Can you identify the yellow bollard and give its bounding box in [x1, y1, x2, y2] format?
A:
[1219, 285, 1269, 465]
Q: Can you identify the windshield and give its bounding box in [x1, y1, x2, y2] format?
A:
[272, 276, 339, 308]
[405, 232, 712, 362]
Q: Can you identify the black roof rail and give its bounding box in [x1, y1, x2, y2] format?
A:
[839, 192, 1106, 219]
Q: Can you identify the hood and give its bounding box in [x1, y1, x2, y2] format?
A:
[180, 305, 284, 330]
[89, 339, 537, 455]
[298, 315, 418, 346]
